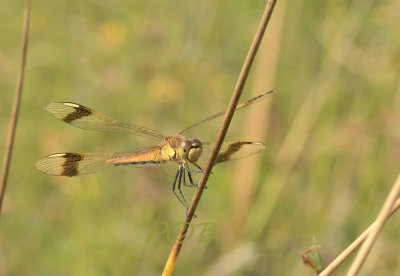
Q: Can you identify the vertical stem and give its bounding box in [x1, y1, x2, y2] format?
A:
[0, 0, 30, 214]
[162, 0, 278, 275]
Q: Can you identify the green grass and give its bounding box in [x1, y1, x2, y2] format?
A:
[1, 0, 400, 275]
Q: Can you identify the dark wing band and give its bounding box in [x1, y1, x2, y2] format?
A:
[45, 102, 164, 141]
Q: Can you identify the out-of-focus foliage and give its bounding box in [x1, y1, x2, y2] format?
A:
[1, 0, 400, 275]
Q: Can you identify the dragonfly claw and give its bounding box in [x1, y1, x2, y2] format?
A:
[185, 210, 197, 219]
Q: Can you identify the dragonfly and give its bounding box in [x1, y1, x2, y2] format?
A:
[35, 90, 275, 211]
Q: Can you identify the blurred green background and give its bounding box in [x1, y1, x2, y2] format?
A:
[1, 0, 400, 275]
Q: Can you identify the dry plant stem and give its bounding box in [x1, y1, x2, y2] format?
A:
[162, 0, 277, 275]
[226, 0, 287, 250]
[0, 0, 30, 214]
[320, 197, 400, 276]
[346, 173, 400, 275]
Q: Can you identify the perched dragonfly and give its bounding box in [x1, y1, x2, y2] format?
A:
[35, 90, 275, 210]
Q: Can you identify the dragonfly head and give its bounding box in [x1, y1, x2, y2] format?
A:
[179, 138, 202, 163]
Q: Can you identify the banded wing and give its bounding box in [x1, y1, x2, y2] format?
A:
[35, 147, 170, 177]
[179, 89, 276, 135]
[45, 102, 164, 141]
[201, 141, 266, 165]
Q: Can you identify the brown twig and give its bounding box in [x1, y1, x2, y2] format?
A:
[225, 0, 286, 250]
[162, 0, 278, 275]
[319, 197, 400, 275]
[346, 174, 400, 275]
[0, 0, 30, 214]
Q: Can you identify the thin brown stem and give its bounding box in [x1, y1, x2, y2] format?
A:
[162, 0, 278, 275]
[0, 0, 30, 214]
[346, 173, 400, 275]
[319, 197, 400, 275]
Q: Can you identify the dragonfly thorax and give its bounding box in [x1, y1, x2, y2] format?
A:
[178, 138, 202, 163]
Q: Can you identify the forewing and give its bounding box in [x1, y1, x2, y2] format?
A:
[45, 102, 164, 141]
[179, 89, 276, 134]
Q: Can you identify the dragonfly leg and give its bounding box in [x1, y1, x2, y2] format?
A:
[183, 163, 198, 188]
[177, 168, 189, 207]
[172, 167, 189, 210]
[188, 162, 213, 174]
[193, 162, 204, 172]
[183, 168, 196, 188]
[194, 162, 212, 177]
[181, 169, 198, 219]
[184, 163, 208, 189]
[183, 162, 203, 173]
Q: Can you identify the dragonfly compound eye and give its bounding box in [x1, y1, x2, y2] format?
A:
[179, 140, 193, 159]
[188, 139, 202, 163]
[180, 140, 193, 151]
[191, 138, 202, 148]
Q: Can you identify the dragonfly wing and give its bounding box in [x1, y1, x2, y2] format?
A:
[35, 152, 115, 176]
[35, 147, 168, 177]
[45, 102, 164, 141]
[201, 141, 266, 165]
[179, 89, 276, 134]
